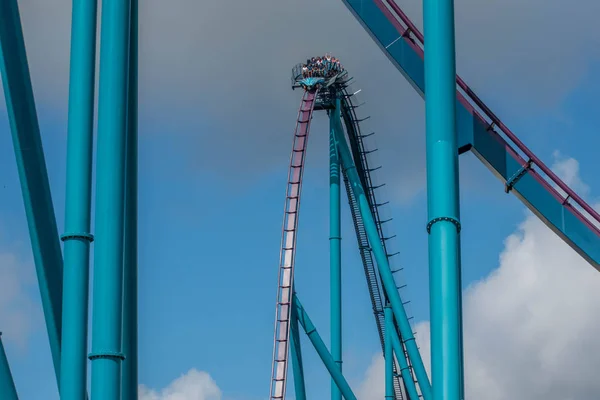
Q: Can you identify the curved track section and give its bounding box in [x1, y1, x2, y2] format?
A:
[269, 90, 319, 400]
[270, 83, 418, 399]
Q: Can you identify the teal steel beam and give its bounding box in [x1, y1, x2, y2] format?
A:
[290, 294, 307, 400]
[0, 0, 63, 386]
[422, 0, 464, 397]
[293, 294, 358, 400]
[388, 312, 420, 400]
[384, 305, 394, 400]
[341, 0, 600, 270]
[0, 334, 18, 400]
[331, 98, 431, 399]
[329, 104, 342, 400]
[60, 0, 98, 398]
[121, 0, 139, 398]
[89, 0, 131, 397]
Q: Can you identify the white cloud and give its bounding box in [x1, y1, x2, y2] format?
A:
[358, 155, 600, 399]
[139, 369, 222, 400]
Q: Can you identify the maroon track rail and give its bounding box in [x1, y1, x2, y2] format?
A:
[269, 90, 319, 400]
[381, 0, 600, 226]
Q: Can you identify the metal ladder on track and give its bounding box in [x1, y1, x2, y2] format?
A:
[341, 87, 419, 399]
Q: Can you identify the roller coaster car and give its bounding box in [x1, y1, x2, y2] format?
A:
[292, 70, 349, 91]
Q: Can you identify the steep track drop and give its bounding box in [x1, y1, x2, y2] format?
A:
[270, 80, 417, 399]
[269, 90, 319, 400]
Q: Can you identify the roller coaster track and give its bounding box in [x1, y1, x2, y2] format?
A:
[270, 81, 418, 399]
[339, 85, 414, 399]
[270, 0, 600, 397]
[270, 90, 319, 400]
[341, 0, 600, 268]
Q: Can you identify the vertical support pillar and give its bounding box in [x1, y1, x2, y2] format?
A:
[0, 334, 18, 400]
[331, 100, 431, 399]
[293, 294, 358, 400]
[89, 0, 131, 397]
[60, 0, 98, 398]
[0, 0, 63, 385]
[389, 326, 420, 400]
[422, 0, 464, 397]
[384, 304, 394, 400]
[290, 294, 307, 400]
[329, 108, 342, 400]
[121, 0, 138, 398]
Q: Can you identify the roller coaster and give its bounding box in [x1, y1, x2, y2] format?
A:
[268, 1, 600, 400]
[270, 67, 422, 400]
[0, 0, 598, 399]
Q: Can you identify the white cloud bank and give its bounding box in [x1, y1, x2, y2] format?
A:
[358, 155, 600, 399]
[139, 369, 222, 400]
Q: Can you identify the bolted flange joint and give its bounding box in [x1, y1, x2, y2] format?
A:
[426, 216, 461, 234]
[60, 232, 94, 242]
[88, 351, 126, 361]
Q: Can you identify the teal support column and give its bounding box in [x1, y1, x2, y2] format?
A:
[384, 304, 394, 400]
[0, 334, 18, 400]
[422, 0, 464, 397]
[293, 294, 358, 400]
[289, 294, 307, 400]
[389, 327, 420, 400]
[0, 0, 63, 386]
[121, 0, 139, 398]
[60, 0, 98, 398]
[384, 303, 419, 400]
[329, 107, 342, 400]
[331, 100, 431, 399]
[89, 0, 131, 397]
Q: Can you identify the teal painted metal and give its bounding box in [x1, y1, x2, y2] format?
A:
[0, 0, 64, 385]
[422, 0, 464, 398]
[467, 122, 600, 269]
[457, 223, 465, 399]
[0, 334, 18, 400]
[329, 105, 342, 400]
[331, 99, 431, 399]
[293, 294, 357, 400]
[89, 0, 131, 397]
[121, 0, 139, 397]
[389, 326, 419, 400]
[384, 305, 393, 400]
[290, 295, 307, 400]
[60, 0, 98, 397]
[339, 0, 600, 270]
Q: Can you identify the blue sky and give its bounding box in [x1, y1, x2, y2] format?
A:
[1, 0, 600, 399]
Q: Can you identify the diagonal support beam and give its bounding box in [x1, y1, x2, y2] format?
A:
[384, 305, 394, 400]
[0, 333, 18, 400]
[0, 0, 64, 386]
[331, 98, 432, 399]
[389, 314, 420, 400]
[289, 291, 307, 400]
[293, 294, 358, 400]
